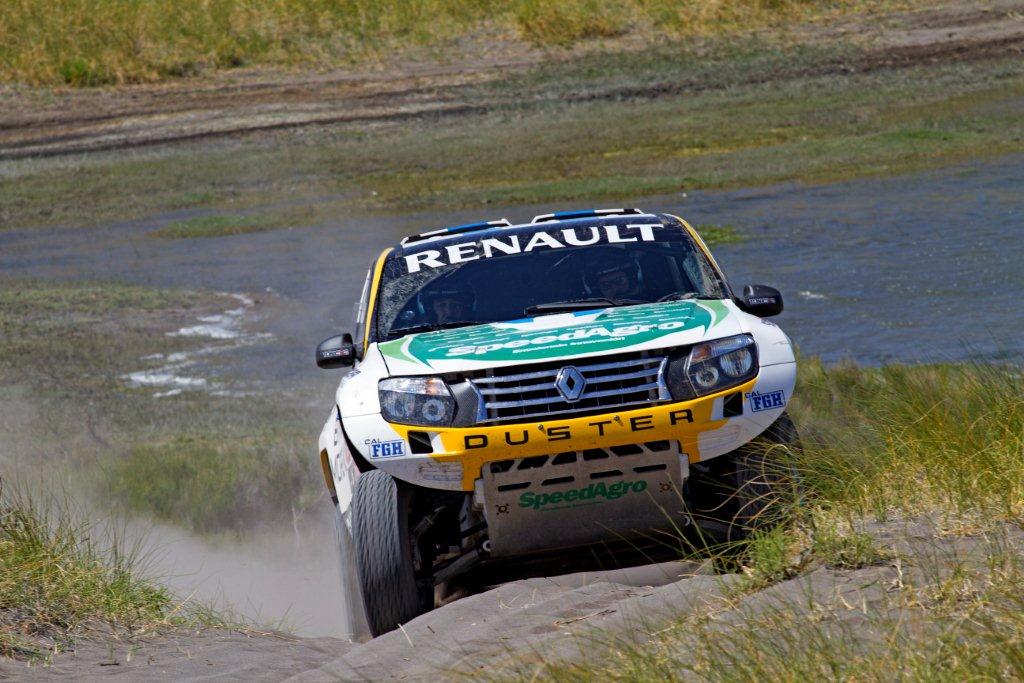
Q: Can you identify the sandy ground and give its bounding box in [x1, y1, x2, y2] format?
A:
[5, 518, 1020, 680]
[1, 0, 1022, 160]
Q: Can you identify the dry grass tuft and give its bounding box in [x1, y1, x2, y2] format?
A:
[0, 484, 173, 661]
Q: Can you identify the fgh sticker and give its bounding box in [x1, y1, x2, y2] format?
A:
[746, 389, 786, 412]
[367, 439, 405, 458]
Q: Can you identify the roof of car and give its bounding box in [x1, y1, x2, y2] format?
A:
[395, 208, 665, 255]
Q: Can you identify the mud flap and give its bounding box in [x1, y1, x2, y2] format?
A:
[479, 441, 690, 557]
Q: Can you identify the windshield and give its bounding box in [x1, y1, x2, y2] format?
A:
[376, 219, 727, 341]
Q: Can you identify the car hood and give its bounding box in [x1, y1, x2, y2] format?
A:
[378, 299, 745, 376]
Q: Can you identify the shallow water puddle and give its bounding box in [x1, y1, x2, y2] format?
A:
[121, 292, 272, 397]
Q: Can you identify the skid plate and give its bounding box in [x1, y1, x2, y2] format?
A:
[479, 440, 690, 557]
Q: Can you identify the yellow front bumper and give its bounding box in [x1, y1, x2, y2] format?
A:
[389, 378, 755, 491]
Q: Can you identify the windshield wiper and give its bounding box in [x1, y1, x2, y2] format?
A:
[388, 320, 479, 337]
[657, 291, 722, 302]
[524, 298, 645, 316]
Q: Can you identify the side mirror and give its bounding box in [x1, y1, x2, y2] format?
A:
[739, 284, 783, 317]
[316, 333, 356, 369]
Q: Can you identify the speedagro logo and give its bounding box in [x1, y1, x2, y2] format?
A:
[519, 479, 648, 510]
[446, 320, 689, 357]
[379, 299, 726, 366]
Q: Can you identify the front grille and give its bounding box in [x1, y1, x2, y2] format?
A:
[468, 351, 670, 424]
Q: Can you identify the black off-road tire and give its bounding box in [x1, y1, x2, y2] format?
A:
[691, 412, 802, 542]
[728, 412, 802, 539]
[351, 470, 422, 637]
[332, 505, 370, 639]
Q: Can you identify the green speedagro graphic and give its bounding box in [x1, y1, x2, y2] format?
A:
[315, 208, 799, 637]
[380, 299, 729, 366]
[519, 479, 649, 511]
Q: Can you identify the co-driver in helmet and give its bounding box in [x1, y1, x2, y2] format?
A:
[584, 249, 649, 301]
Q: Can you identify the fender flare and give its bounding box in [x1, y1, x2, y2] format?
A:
[319, 406, 375, 515]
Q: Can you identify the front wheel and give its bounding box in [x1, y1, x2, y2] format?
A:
[691, 412, 802, 541]
[351, 470, 426, 636]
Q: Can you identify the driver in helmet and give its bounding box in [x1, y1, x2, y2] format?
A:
[585, 249, 648, 301]
[421, 283, 475, 325]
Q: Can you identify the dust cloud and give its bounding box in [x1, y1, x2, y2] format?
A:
[129, 509, 356, 639]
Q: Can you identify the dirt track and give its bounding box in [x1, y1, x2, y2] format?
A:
[1, 0, 1022, 160]
[5, 518, 1020, 680]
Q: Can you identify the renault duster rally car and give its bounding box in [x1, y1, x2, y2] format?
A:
[316, 209, 798, 637]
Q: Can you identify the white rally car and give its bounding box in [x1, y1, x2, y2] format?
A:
[316, 209, 798, 637]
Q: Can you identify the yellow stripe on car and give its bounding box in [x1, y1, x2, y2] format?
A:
[363, 248, 393, 352]
[668, 213, 728, 277]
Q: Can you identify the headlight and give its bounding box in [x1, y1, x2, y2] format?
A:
[666, 334, 758, 399]
[379, 377, 456, 427]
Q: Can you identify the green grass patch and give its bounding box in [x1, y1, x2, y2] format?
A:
[0, 0, 916, 87]
[691, 224, 744, 247]
[102, 431, 315, 534]
[791, 359, 1024, 519]
[0, 279, 198, 319]
[729, 525, 804, 593]
[809, 523, 891, 570]
[0, 279, 206, 388]
[150, 206, 320, 239]
[513, 0, 630, 46]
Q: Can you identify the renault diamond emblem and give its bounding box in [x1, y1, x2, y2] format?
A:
[555, 366, 587, 402]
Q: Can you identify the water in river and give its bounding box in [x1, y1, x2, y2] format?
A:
[677, 157, 1024, 366]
